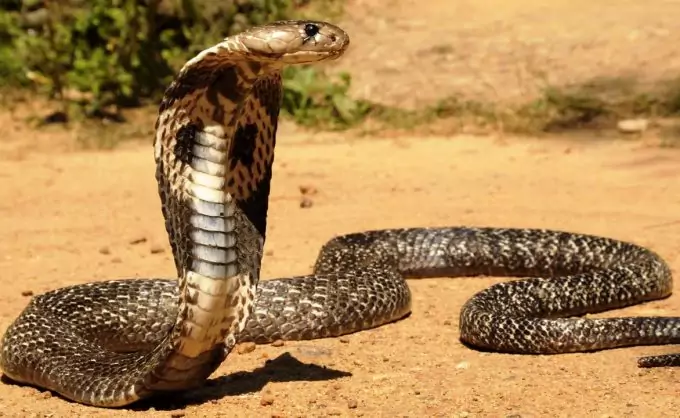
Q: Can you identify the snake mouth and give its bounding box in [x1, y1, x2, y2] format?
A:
[244, 48, 347, 65]
[278, 48, 348, 64]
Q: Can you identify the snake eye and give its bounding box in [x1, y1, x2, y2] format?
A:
[304, 23, 319, 38]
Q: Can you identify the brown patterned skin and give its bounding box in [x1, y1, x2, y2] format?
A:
[2, 19, 680, 410]
[0, 20, 350, 407]
[239, 227, 679, 368]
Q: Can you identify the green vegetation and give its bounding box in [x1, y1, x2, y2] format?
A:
[282, 67, 371, 129]
[0, 0, 364, 128]
[509, 77, 680, 133]
[2, 2, 680, 145]
[360, 76, 680, 138]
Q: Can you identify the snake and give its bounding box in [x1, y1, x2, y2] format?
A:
[1, 20, 679, 408]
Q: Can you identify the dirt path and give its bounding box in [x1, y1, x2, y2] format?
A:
[2, 0, 680, 416]
[0, 133, 678, 417]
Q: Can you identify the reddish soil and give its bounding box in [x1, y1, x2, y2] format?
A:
[0, 133, 678, 417]
[1, 1, 680, 416]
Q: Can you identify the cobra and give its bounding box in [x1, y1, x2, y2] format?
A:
[1, 20, 678, 408]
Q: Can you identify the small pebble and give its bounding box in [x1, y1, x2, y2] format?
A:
[169, 412, 186, 418]
[455, 361, 470, 370]
[347, 398, 358, 409]
[458, 412, 470, 418]
[265, 250, 274, 256]
[111, 257, 122, 264]
[299, 185, 318, 195]
[236, 342, 257, 354]
[150, 245, 165, 254]
[260, 392, 275, 406]
[295, 345, 333, 358]
[98, 246, 111, 255]
[339, 336, 350, 343]
[129, 237, 147, 245]
[443, 320, 452, 326]
[299, 197, 314, 208]
[326, 408, 342, 416]
[271, 339, 285, 347]
[21, 290, 34, 297]
[617, 118, 648, 134]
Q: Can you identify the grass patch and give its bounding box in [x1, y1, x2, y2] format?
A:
[2, 1, 680, 147]
[349, 75, 680, 139]
[0, 0, 359, 134]
[282, 67, 372, 129]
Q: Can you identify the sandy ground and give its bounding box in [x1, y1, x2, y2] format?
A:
[1, 0, 680, 417]
[0, 132, 678, 417]
[335, 0, 680, 107]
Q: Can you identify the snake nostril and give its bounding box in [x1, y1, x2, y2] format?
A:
[329, 34, 337, 42]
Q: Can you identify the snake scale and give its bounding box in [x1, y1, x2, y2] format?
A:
[1, 20, 679, 408]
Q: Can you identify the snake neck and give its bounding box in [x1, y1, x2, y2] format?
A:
[152, 39, 282, 364]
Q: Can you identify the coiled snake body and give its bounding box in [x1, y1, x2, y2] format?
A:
[1, 21, 679, 408]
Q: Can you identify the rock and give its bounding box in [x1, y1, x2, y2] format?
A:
[260, 391, 275, 406]
[129, 237, 147, 245]
[294, 345, 333, 358]
[98, 246, 111, 255]
[271, 339, 285, 347]
[236, 342, 257, 354]
[21, 290, 34, 297]
[617, 118, 648, 134]
[300, 197, 314, 208]
[299, 185, 318, 195]
[347, 398, 359, 409]
[455, 361, 470, 370]
[339, 336, 350, 343]
[150, 245, 165, 254]
[41, 111, 68, 125]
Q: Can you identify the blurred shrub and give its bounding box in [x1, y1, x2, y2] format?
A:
[0, 0, 368, 128]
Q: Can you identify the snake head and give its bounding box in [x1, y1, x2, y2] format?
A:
[239, 20, 350, 64]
